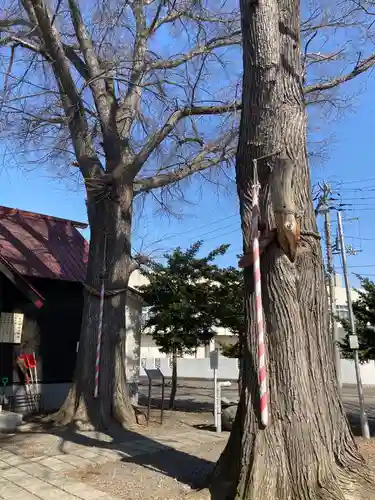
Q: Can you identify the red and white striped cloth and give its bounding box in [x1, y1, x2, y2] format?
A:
[251, 181, 268, 427]
[94, 281, 105, 398]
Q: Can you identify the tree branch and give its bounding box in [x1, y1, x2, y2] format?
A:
[24, 0, 103, 180]
[67, 0, 119, 161]
[116, 1, 148, 142]
[149, 7, 238, 34]
[115, 101, 241, 180]
[149, 30, 242, 70]
[0, 18, 91, 79]
[0, 33, 48, 56]
[133, 131, 237, 194]
[304, 54, 375, 94]
[0, 19, 31, 29]
[62, 43, 89, 80]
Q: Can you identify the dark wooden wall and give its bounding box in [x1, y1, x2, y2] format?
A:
[0, 273, 83, 384]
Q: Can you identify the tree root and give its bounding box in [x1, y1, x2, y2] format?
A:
[41, 383, 142, 431]
[210, 417, 375, 500]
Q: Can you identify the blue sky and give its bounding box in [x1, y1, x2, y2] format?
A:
[0, 4, 375, 287]
[0, 84, 374, 289]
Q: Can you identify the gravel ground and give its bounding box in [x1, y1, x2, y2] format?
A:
[66, 438, 375, 500]
[3, 386, 375, 500]
[62, 409, 221, 500]
[66, 440, 223, 500]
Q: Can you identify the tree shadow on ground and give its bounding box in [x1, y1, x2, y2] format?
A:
[0, 416, 218, 491]
[1, 395, 374, 493]
[346, 401, 375, 437]
[138, 393, 214, 414]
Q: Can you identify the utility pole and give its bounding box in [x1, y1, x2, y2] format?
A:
[316, 183, 341, 387]
[337, 211, 370, 439]
[324, 207, 341, 387]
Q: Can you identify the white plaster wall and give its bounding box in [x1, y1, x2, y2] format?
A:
[139, 357, 375, 386]
[341, 359, 375, 386]
[128, 269, 149, 288]
[140, 356, 239, 380]
[139, 336, 233, 360]
[125, 294, 142, 404]
[334, 283, 359, 307]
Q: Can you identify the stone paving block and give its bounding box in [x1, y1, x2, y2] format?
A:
[29, 456, 48, 463]
[21, 480, 78, 500]
[35, 487, 78, 500]
[96, 449, 121, 461]
[90, 454, 111, 465]
[118, 440, 165, 455]
[5, 471, 84, 500]
[39, 456, 76, 472]
[55, 454, 96, 468]
[0, 477, 39, 500]
[0, 451, 13, 462]
[54, 479, 108, 499]
[40, 474, 81, 489]
[0, 467, 31, 482]
[0, 460, 9, 470]
[72, 449, 100, 460]
[0, 453, 25, 466]
[18, 462, 55, 481]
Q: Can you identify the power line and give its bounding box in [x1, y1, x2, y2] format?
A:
[335, 187, 375, 192]
[346, 236, 375, 241]
[347, 264, 375, 268]
[184, 224, 240, 243]
[340, 208, 375, 212]
[163, 213, 240, 241]
[331, 177, 375, 185]
[197, 228, 239, 243]
[136, 212, 240, 244]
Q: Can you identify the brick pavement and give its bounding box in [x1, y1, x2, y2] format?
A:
[0, 427, 226, 499]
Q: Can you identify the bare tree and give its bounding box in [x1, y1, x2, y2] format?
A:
[0, 0, 375, 432]
[209, 1, 375, 499]
[0, 0, 241, 429]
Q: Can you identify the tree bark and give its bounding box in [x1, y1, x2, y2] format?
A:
[50, 181, 137, 430]
[210, 0, 375, 499]
[169, 348, 177, 409]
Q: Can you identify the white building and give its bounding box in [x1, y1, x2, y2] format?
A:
[333, 273, 360, 347]
[139, 271, 375, 387]
[136, 270, 239, 359]
[140, 317, 236, 359]
[138, 272, 361, 361]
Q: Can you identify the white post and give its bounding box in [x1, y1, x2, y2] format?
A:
[214, 368, 218, 428]
[210, 348, 219, 429]
[217, 381, 231, 433]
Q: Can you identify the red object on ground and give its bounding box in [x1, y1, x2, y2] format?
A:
[23, 353, 36, 369]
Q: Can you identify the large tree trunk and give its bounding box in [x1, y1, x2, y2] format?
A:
[210, 0, 375, 499]
[50, 182, 137, 430]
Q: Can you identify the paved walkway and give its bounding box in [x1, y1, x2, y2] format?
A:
[0, 426, 226, 499]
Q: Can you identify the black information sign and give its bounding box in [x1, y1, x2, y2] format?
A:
[144, 368, 165, 425]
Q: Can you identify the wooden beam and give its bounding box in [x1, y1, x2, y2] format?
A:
[0, 257, 44, 309]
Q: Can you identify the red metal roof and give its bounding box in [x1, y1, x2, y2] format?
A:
[0, 206, 89, 282]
